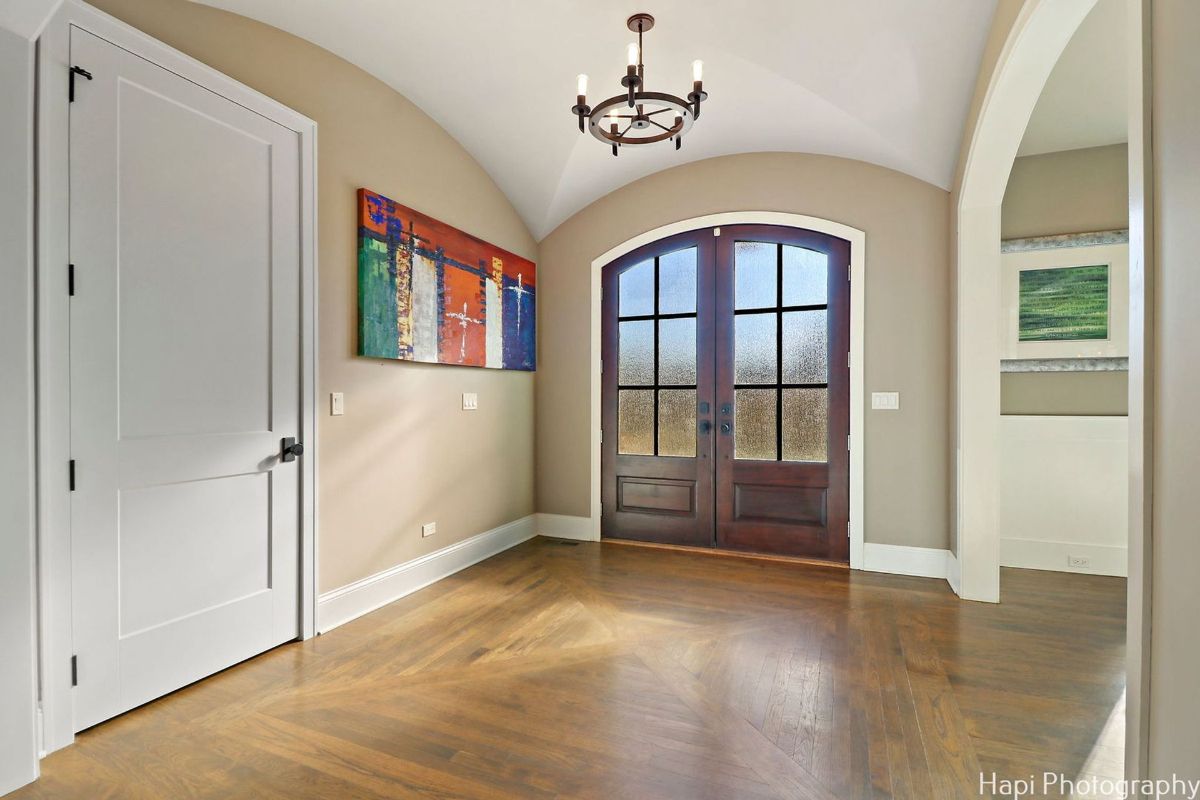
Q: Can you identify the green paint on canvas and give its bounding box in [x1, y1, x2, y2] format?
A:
[1018, 264, 1109, 342]
[358, 237, 399, 358]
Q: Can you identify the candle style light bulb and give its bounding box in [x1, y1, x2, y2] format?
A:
[577, 74, 588, 97]
[627, 43, 640, 67]
[692, 60, 704, 82]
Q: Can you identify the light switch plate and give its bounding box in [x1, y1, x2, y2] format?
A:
[422, 522, 437, 538]
[871, 391, 900, 410]
[330, 392, 344, 416]
[462, 392, 478, 411]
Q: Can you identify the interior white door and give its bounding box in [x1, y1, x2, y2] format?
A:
[69, 26, 302, 730]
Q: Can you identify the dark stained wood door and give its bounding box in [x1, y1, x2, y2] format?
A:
[714, 226, 850, 561]
[601, 225, 849, 562]
[601, 230, 715, 546]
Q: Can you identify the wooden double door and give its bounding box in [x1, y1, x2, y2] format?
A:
[601, 225, 850, 561]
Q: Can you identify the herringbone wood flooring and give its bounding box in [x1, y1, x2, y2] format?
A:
[16, 538, 1126, 799]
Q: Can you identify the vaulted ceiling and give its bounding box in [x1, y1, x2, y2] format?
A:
[194, 0, 998, 239]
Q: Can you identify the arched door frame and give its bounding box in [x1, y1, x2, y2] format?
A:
[588, 212, 866, 568]
[954, 0, 1152, 782]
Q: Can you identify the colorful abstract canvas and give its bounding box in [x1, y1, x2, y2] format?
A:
[357, 189, 536, 370]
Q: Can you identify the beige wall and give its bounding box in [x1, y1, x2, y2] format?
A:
[536, 153, 952, 551]
[1150, 0, 1200, 777]
[1001, 371, 1127, 415]
[1000, 144, 1130, 416]
[1002, 144, 1129, 239]
[89, 0, 537, 593]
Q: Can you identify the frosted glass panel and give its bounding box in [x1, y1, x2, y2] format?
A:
[658, 390, 696, 457]
[618, 390, 654, 455]
[619, 259, 654, 317]
[658, 318, 696, 385]
[734, 389, 776, 460]
[782, 311, 828, 384]
[734, 242, 777, 310]
[618, 320, 654, 385]
[783, 388, 827, 462]
[658, 248, 697, 314]
[783, 246, 828, 307]
[735, 313, 777, 385]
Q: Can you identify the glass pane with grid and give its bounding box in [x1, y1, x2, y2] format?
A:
[616, 247, 698, 457]
[733, 241, 830, 462]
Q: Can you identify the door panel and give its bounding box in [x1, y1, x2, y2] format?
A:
[601, 231, 715, 546]
[600, 225, 849, 561]
[69, 27, 302, 730]
[715, 226, 850, 560]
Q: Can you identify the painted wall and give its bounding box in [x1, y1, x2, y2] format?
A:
[536, 153, 953, 551]
[0, 23, 40, 797]
[88, 0, 537, 593]
[1000, 144, 1129, 416]
[1002, 144, 1128, 239]
[1149, 0, 1200, 777]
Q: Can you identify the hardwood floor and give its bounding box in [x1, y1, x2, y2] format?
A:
[15, 538, 1126, 799]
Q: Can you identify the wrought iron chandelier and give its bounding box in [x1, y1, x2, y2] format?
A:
[571, 13, 707, 156]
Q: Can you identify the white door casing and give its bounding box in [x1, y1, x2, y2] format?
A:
[69, 26, 302, 730]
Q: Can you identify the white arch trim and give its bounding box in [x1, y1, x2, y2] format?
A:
[954, 0, 1097, 604]
[586, 212, 866, 568]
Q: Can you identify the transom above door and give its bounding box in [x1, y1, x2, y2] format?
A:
[601, 225, 850, 561]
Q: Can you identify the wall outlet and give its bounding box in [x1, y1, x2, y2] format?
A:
[462, 392, 478, 411]
[421, 522, 437, 538]
[1067, 554, 1092, 569]
[871, 391, 900, 410]
[330, 392, 344, 416]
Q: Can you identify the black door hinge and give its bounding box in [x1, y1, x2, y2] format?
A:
[71, 655, 78, 687]
[69, 263, 75, 296]
[69, 459, 76, 491]
[69, 66, 93, 102]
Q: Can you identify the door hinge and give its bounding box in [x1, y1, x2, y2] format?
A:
[847, 351, 851, 368]
[847, 521, 852, 539]
[69, 66, 93, 103]
[70, 655, 78, 687]
[847, 434, 851, 452]
[68, 264, 75, 296]
[69, 459, 76, 491]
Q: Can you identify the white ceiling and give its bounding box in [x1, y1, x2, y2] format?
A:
[1018, 0, 1127, 157]
[194, 0, 997, 239]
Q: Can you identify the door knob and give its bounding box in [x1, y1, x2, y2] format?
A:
[720, 422, 732, 435]
[281, 437, 304, 462]
[699, 420, 713, 434]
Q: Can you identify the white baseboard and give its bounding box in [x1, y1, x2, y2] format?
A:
[863, 542, 957, 587]
[536, 512, 597, 541]
[1000, 537, 1127, 577]
[316, 515, 537, 633]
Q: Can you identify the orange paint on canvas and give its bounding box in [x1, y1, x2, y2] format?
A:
[439, 265, 487, 367]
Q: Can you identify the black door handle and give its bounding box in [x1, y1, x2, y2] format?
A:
[699, 420, 713, 434]
[720, 422, 732, 435]
[281, 437, 304, 462]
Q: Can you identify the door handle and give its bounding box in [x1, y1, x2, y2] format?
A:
[699, 420, 713, 434]
[280, 437, 304, 462]
[720, 421, 732, 435]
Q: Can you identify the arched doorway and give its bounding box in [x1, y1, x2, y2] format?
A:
[599, 222, 852, 561]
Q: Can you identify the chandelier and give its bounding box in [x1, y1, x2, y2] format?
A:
[571, 13, 707, 156]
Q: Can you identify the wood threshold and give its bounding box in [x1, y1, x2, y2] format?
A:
[600, 536, 850, 570]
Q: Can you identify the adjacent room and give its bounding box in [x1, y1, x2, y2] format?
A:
[2, 0, 1197, 798]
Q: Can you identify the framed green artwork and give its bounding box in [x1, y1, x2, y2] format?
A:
[1017, 264, 1109, 342]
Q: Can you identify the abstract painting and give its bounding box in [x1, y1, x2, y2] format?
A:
[1018, 264, 1109, 342]
[358, 189, 536, 370]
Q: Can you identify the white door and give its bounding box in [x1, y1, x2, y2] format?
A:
[69, 27, 302, 730]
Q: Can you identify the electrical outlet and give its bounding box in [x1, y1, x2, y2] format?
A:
[330, 392, 344, 416]
[421, 522, 437, 538]
[1067, 554, 1091, 569]
[462, 392, 478, 411]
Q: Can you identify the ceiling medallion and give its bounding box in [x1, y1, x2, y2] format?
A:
[571, 13, 708, 156]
